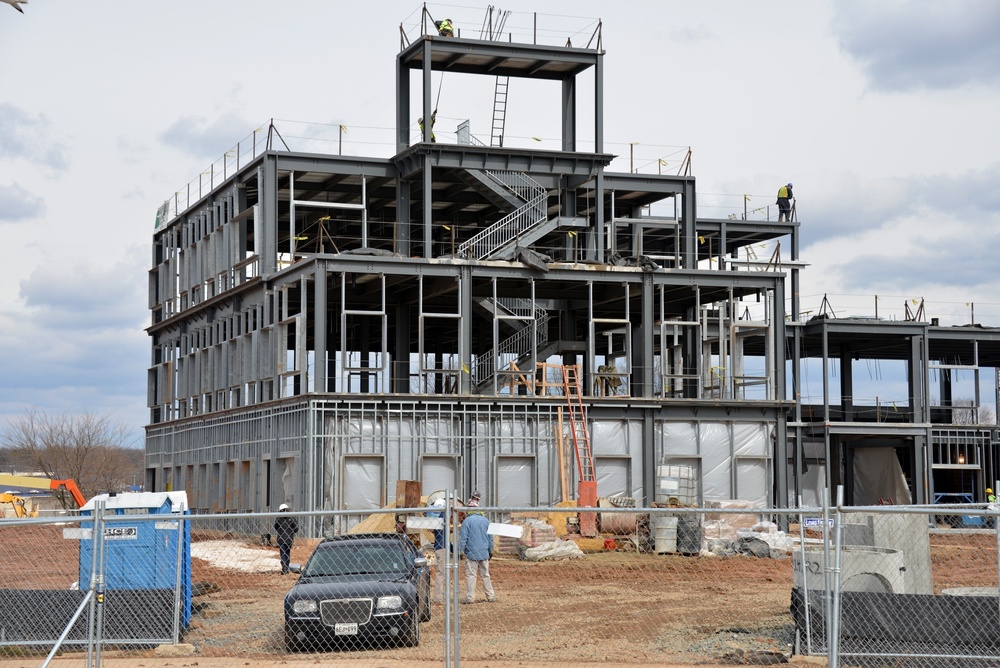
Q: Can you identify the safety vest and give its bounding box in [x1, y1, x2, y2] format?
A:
[439, 20, 453, 34]
[777, 186, 790, 199]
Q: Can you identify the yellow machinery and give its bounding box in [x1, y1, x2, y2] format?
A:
[0, 492, 38, 518]
[0, 474, 87, 511]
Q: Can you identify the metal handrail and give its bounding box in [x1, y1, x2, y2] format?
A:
[473, 310, 551, 386]
[459, 191, 547, 260]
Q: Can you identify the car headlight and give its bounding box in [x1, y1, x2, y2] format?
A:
[376, 595, 403, 610]
[292, 599, 318, 614]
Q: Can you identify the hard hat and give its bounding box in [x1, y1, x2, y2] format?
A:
[470, 490, 481, 499]
[988, 488, 993, 494]
[787, 182, 793, 187]
[278, 503, 289, 511]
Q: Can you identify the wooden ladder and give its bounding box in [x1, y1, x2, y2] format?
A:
[562, 364, 598, 536]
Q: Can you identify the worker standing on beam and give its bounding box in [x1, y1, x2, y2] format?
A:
[776, 182, 794, 222]
[418, 109, 437, 143]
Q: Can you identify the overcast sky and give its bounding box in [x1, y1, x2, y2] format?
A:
[1, 0, 998, 438]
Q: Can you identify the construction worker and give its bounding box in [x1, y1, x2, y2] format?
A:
[435, 18, 455, 37]
[418, 109, 437, 143]
[273, 503, 298, 575]
[988, 488, 996, 503]
[459, 491, 496, 604]
[776, 182, 794, 222]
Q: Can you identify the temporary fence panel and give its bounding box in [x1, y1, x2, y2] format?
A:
[3, 500, 1000, 666]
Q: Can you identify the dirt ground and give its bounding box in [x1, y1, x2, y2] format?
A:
[1, 522, 994, 667]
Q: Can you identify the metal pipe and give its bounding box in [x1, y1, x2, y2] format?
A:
[85, 508, 99, 668]
[42, 590, 95, 668]
[796, 495, 812, 656]
[829, 485, 846, 668]
[172, 512, 184, 644]
[95, 500, 108, 668]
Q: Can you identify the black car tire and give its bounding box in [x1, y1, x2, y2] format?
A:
[420, 574, 432, 622]
[284, 625, 304, 653]
[402, 613, 420, 647]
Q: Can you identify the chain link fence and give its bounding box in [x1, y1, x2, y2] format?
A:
[1, 496, 998, 667]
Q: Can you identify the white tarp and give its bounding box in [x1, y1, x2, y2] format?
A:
[853, 448, 912, 505]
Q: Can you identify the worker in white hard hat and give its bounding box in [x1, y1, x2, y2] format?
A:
[776, 182, 794, 222]
[274, 503, 298, 574]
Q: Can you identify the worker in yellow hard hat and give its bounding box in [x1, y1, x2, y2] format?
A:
[987, 488, 996, 503]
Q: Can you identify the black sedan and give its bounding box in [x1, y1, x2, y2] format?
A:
[283, 532, 431, 651]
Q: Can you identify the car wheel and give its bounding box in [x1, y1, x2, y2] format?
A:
[402, 612, 420, 647]
[284, 626, 301, 653]
[420, 575, 432, 622]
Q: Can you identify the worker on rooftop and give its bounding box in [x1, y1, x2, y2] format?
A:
[776, 182, 794, 222]
[435, 18, 454, 37]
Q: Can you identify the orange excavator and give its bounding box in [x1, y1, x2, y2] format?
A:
[0, 474, 87, 510]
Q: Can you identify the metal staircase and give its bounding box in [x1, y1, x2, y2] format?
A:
[458, 171, 548, 260]
[472, 298, 550, 388]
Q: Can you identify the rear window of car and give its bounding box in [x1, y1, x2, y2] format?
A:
[304, 543, 409, 577]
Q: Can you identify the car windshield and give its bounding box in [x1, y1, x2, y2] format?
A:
[304, 544, 410, 577]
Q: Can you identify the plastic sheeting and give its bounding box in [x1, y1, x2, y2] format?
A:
[318, 408, 775, 511]
[659, 421, 772, 506]
[853, 447, 912, 505]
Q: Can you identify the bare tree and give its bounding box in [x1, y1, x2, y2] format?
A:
[951, 398, 997, 426]
[1, 408, 143, 508]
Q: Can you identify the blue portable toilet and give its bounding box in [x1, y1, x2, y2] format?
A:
[79, 491, 192, 631]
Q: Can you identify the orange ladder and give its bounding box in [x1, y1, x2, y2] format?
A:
[562, 364, 597, 536]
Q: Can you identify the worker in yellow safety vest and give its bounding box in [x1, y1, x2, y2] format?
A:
[435, 18, 454, 37]
[418, 109, 437, 143]
[776, 182, 794, 222]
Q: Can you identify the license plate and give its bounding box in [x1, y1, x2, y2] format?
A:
[334, 623, 359, 635]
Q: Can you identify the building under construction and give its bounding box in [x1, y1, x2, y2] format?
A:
[144, 8, 1000, 529]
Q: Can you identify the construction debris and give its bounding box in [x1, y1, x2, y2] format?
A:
[522, 540, 584, 561]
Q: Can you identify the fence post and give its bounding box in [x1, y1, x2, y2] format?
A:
[173, 513, 184, 644]
[829, 486, 846, 668]
[995, 479, 1000, 631]
[449, 491, 462, 668]
[95, 499, 109, 668]
[796, 496, 812, 656]
[86, 504, 101, 668]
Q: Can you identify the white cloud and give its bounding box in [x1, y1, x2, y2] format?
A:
[0, 103, 70, 171]
[832, 0, 1000, 91]
[0, 182, 44, 222]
